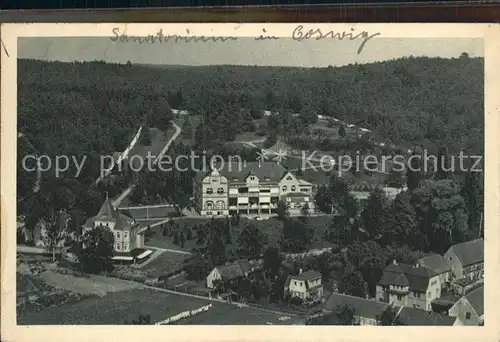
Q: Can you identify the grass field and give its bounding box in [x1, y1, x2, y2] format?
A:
[141, 251, 191, 277]
[17, 288, 212, 325]
[18, 286, 301, 325]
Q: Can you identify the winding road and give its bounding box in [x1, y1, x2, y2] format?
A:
[112, 120, 181, 208]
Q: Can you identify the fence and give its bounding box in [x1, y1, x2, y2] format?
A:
[155, 303, 213, 325]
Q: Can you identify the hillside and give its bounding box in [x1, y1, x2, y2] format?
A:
[19, 56, 483, 158]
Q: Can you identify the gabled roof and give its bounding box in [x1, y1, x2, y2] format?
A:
[396, 307, 457, 326]
[85, 199, 139, 231]
[215, 259, 253, 281]
[292, 270, 322, 281]
[196, 162, 287, 183]
[378, 263, 437, 292]
[464, 285, 484, 316]
[447, 238, 484, 267]
[324, 293, 390, 320]
[417, 254, 451, 274]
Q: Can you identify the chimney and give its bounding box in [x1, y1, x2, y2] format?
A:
[299, 268, 303, 274]
[415, 263, 420, 268]
[392, 260, 397, 265]
[258, 159, 262, 168]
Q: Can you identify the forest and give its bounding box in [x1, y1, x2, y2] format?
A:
[17, 55, 484, 241]
[19, 54, 483, 157]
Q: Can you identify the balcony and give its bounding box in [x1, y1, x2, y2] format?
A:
[388, 286, 409, 294]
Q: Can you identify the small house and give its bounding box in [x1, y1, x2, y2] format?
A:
[206, 259, 254, 289]
[284, 270, 324, 301]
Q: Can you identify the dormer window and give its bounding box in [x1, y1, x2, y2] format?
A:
[249, 176, 256, 181]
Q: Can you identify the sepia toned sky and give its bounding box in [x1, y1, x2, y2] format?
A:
[18, 37, 483, 67]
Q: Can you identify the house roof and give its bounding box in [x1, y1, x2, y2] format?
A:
[417, 255, 451, 274]
[396, 307, 457, 326]
[465, 285, 484, 316]
[324, 293, 390, 320]
[292, 270, 322, 281]
[196, 162, 288, 183]
[447, 238, 484, 267]
[432, 294, 461, 308]
[95, 196, 120, 221]
[84, 199, 138, 231]
[378, 263, 437, 292]
[215, 259, 253, 281]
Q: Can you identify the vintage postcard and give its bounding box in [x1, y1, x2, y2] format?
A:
[1, 23, 500, 342]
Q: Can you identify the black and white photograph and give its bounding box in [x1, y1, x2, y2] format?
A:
[1, 23, 498, 337]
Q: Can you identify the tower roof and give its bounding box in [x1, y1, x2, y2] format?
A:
[95, 195, 119, 221]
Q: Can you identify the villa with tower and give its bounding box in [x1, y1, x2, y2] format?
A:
[83, 195, 152, 264]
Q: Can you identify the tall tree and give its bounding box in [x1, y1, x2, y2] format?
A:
[184, 252, 210, 281]
[42, 209, 69, 262]
[361, 188, 390, 238]
[263, 246, 282, 277]
[461, 171, 483, 238]
[326, 215, 354, 245]
[388, 191, 418, 246]
[376, 306, 403, 325]
[281, 219, 312, 253]
[277, 200, 289, 220]
[237, 224, 267, 259]
[336, 304, 357, 325]
[77, 225, 114, 274]
[435, 146, 452, 180]
[413, 179, 469, 253]
[338, 271, 368, 298]
[406, 152, 423, 192]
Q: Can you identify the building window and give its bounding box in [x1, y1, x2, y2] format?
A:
[249, 176, 255, 181]
[217, 211, 222, 215]
[206, 211, 213, 216]
[291, 185, 296, 191]
[124, 231, 128, 239]
[124, 243, 129, 251]
[116, 232, 120, 239]
[397, 295, 402, 301]
[294, 281, 297, 286]
[116, 244, 121, 251]
[206, 188, 213, 194]
[212, 179, 218, 183]
[206, 201, 214, 209]
[217, 187, 224, 194]
[465, 312, 471, 320]
[282, 185, 287, 192]
[286, 176, 293, 180]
